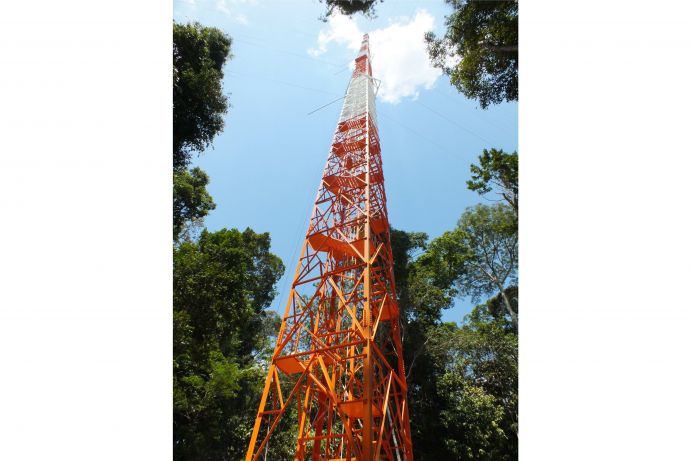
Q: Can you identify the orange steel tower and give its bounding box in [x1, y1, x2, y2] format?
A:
[245, 35, 413, 461]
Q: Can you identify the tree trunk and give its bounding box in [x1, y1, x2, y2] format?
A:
[499, 287, 518, 329]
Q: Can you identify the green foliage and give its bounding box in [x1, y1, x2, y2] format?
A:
[446, 303, 518, 459]
[390, 219, 517, 459]
[173, 22, 232, 171]
[173, 228, 285, 460]
[420, 303, 517, 460]
[468, 149, 518, 212]
[439, 382, 507, 460]
[319, 0, 382, 20]
[173, 22, 232, 241]
[173, 167, 216, 241]
[425, 203, 518, 326]
[389, 229, 456, 459]
[207, 351, 242, 398]
[172, 222, 518, 460]
[426, 1, 518, 108]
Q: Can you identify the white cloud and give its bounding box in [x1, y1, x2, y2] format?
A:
[308, 13, 362, 57]
[216, 0, 230, 15]
[308, 10, 442, 104]
[215, 0, 251, 24]
[234, 13, 249, 25]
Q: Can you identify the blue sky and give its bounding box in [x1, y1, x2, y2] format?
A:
[174, 0, 518, 323]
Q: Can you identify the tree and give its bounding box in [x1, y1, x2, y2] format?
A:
[425, 204, 518, 328]
[389, 224, 518, 460]
[173, 22, 232, 240]
[439, 380, 507, 459]
[426, 1, 518, 108]
[389, 229, 457, 459]
[386, 147, 519, 460]
[174, 22, 232, 171]
[173, 167, 215, 241]
[174, 228, 285, 460]
[319, 0, 381, 19]
[485, 285, 517, 325]
[429, 303, 518, 460]
[468, 149, 518, 213]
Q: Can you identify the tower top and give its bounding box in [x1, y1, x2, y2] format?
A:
[355, 33, 372, 77]
[358, 34, 370, 55]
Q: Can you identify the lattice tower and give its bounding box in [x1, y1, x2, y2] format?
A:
[245, 34, 414, 461]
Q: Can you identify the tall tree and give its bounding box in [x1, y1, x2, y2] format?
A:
[174, 228, 285, 460]
[390, 228, 517, 460]
[425, 204, 518, 328]
[173, 22, 232, 240]
[387, 143, 519, 459]
[389, 229, 457, 460]
[468, 149, 518, 212]
[174, 22, 232, 172]
[426, 1, 518, 108]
